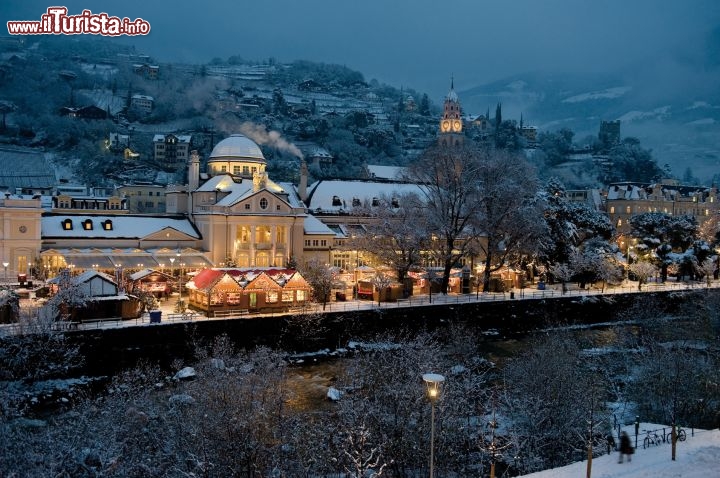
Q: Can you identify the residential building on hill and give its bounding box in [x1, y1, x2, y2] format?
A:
[153, 133, 192, 167]
[606, 180, 720, 235]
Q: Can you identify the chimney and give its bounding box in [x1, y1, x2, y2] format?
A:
[298, 160, 308, 202]
[188, 150, 200, 192]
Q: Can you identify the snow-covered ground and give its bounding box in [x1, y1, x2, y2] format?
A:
[520, 424, 720, 478]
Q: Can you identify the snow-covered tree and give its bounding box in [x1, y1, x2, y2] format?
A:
[300, 259, 338, 310]
[470, 148, 543, 292]
[630, 212, 698, 282]
[47, 269, 89, 321]
[629, 261, 657, 290]
[351, 192, 429, 283]
[541, 178, 614, 265]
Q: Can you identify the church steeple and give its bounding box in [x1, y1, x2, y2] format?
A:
[439, 77, 463, 146]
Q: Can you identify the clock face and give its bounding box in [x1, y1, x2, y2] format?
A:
[441, 120, 451, 132]
[452, 120, 462, 132]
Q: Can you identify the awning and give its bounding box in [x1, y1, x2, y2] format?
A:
[57, 255, 117, 269]
[153, 254, 213, 268]
[43, 249, 213, 270]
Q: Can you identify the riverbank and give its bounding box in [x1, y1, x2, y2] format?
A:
[51, 286, 714, 377]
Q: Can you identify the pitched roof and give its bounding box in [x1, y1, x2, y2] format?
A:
[41, 214, 200, 239]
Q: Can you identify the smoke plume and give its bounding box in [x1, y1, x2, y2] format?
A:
[240, 122, 303, 159]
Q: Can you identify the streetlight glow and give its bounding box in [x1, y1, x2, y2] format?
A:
[423, 373, 445, 478]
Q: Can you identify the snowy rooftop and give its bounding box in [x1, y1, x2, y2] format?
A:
[152, 134, 192, 143]
[306, 180, 423, 213]
[42, 215, 200, 239]
[194, 174, 292, 208]
[304, 214, 335, 235]
[0, 148, 56, 190]
[366, 165, 407, 180]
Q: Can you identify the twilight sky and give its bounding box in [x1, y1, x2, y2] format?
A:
[3, 0, 719, 102]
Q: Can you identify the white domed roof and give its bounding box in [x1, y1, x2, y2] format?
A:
[209, 134, 265, 162]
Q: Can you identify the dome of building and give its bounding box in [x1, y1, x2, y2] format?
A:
[209, 134, 265, 163]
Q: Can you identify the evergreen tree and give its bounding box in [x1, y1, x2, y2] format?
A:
[495, 102, 502, 129]
[419, 93, 430, 116]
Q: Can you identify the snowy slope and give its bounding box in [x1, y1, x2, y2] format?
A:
[520, 425, 720, 478]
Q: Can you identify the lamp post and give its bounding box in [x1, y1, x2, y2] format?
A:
[2, 261, 7, 285]
[169, 256, 176, 296]
[423, 373, 445, 478]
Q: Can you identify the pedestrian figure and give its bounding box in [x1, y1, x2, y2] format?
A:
[607, 433, 616, 454]
[619, 431, 633, 463]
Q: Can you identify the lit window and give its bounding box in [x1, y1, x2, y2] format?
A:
[625, 206, 631, 214]
[267, 291, 278, 303]
[282, 290, 294, 302]
[610, 206, 615, 214]
[103, 220, 113, 230]
[617, 219, 622, 227]
[83, 219, 93, 230]
[259, 198, 268, 209]
[62, 219, 73, 230]
[297, 290, 306, 301]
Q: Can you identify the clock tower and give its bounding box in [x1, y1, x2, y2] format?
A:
[439, 78, 463, 146]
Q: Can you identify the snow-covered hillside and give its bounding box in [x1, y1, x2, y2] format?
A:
[520, 424, 720, 478]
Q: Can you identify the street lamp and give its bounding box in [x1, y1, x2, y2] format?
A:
[423, 373, 445, 478]
[2, 261, 7, 285]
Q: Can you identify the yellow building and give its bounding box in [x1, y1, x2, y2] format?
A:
[184, 135, 311, 267]
[0, 194, 43, 279]
[606, 181, 719, 235]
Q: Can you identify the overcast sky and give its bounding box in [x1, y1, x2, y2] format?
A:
[3, 1, 719, 102]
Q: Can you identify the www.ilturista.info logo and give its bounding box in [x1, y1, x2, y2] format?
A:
[7, 7, 151, 36]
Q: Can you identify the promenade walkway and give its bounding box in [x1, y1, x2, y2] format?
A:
[2, 279, 717, 336]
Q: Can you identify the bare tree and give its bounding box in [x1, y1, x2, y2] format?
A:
[352, 192, 429, 283]
[406, 143, 489, 293]
[473, 150, 542, 292]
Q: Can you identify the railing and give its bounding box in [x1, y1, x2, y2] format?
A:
[213, 309, 249, 318]
[2, 279, 718, 336]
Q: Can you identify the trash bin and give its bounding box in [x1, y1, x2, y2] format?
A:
[510, 291, 515, 299]
[537, 281, 546, 290]
[149, 310, 162, 323]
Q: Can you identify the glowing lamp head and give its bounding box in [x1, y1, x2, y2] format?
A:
[423, 373, 445, 403]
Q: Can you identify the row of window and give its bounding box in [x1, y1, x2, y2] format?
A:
[304, 239, 328, 247]
[218, 165, 259, 175]
[610, 205, 714, 216]
[62, 219, 114, 231]
[332, 196, 400, 208]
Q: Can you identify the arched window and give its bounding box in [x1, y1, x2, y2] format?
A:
[332, 195, 342, 206]
[62, 219, 73, 230]
[102, 220, 113, 231]
[82, 219, 93, 230]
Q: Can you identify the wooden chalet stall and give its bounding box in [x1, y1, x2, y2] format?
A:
[127, 268, 174, 299]
[186, 268, 311, 317]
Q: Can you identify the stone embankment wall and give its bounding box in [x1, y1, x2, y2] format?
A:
[69, 290, 709, 376]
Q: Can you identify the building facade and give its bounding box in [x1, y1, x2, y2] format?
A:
[153, 133, 192, 168]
